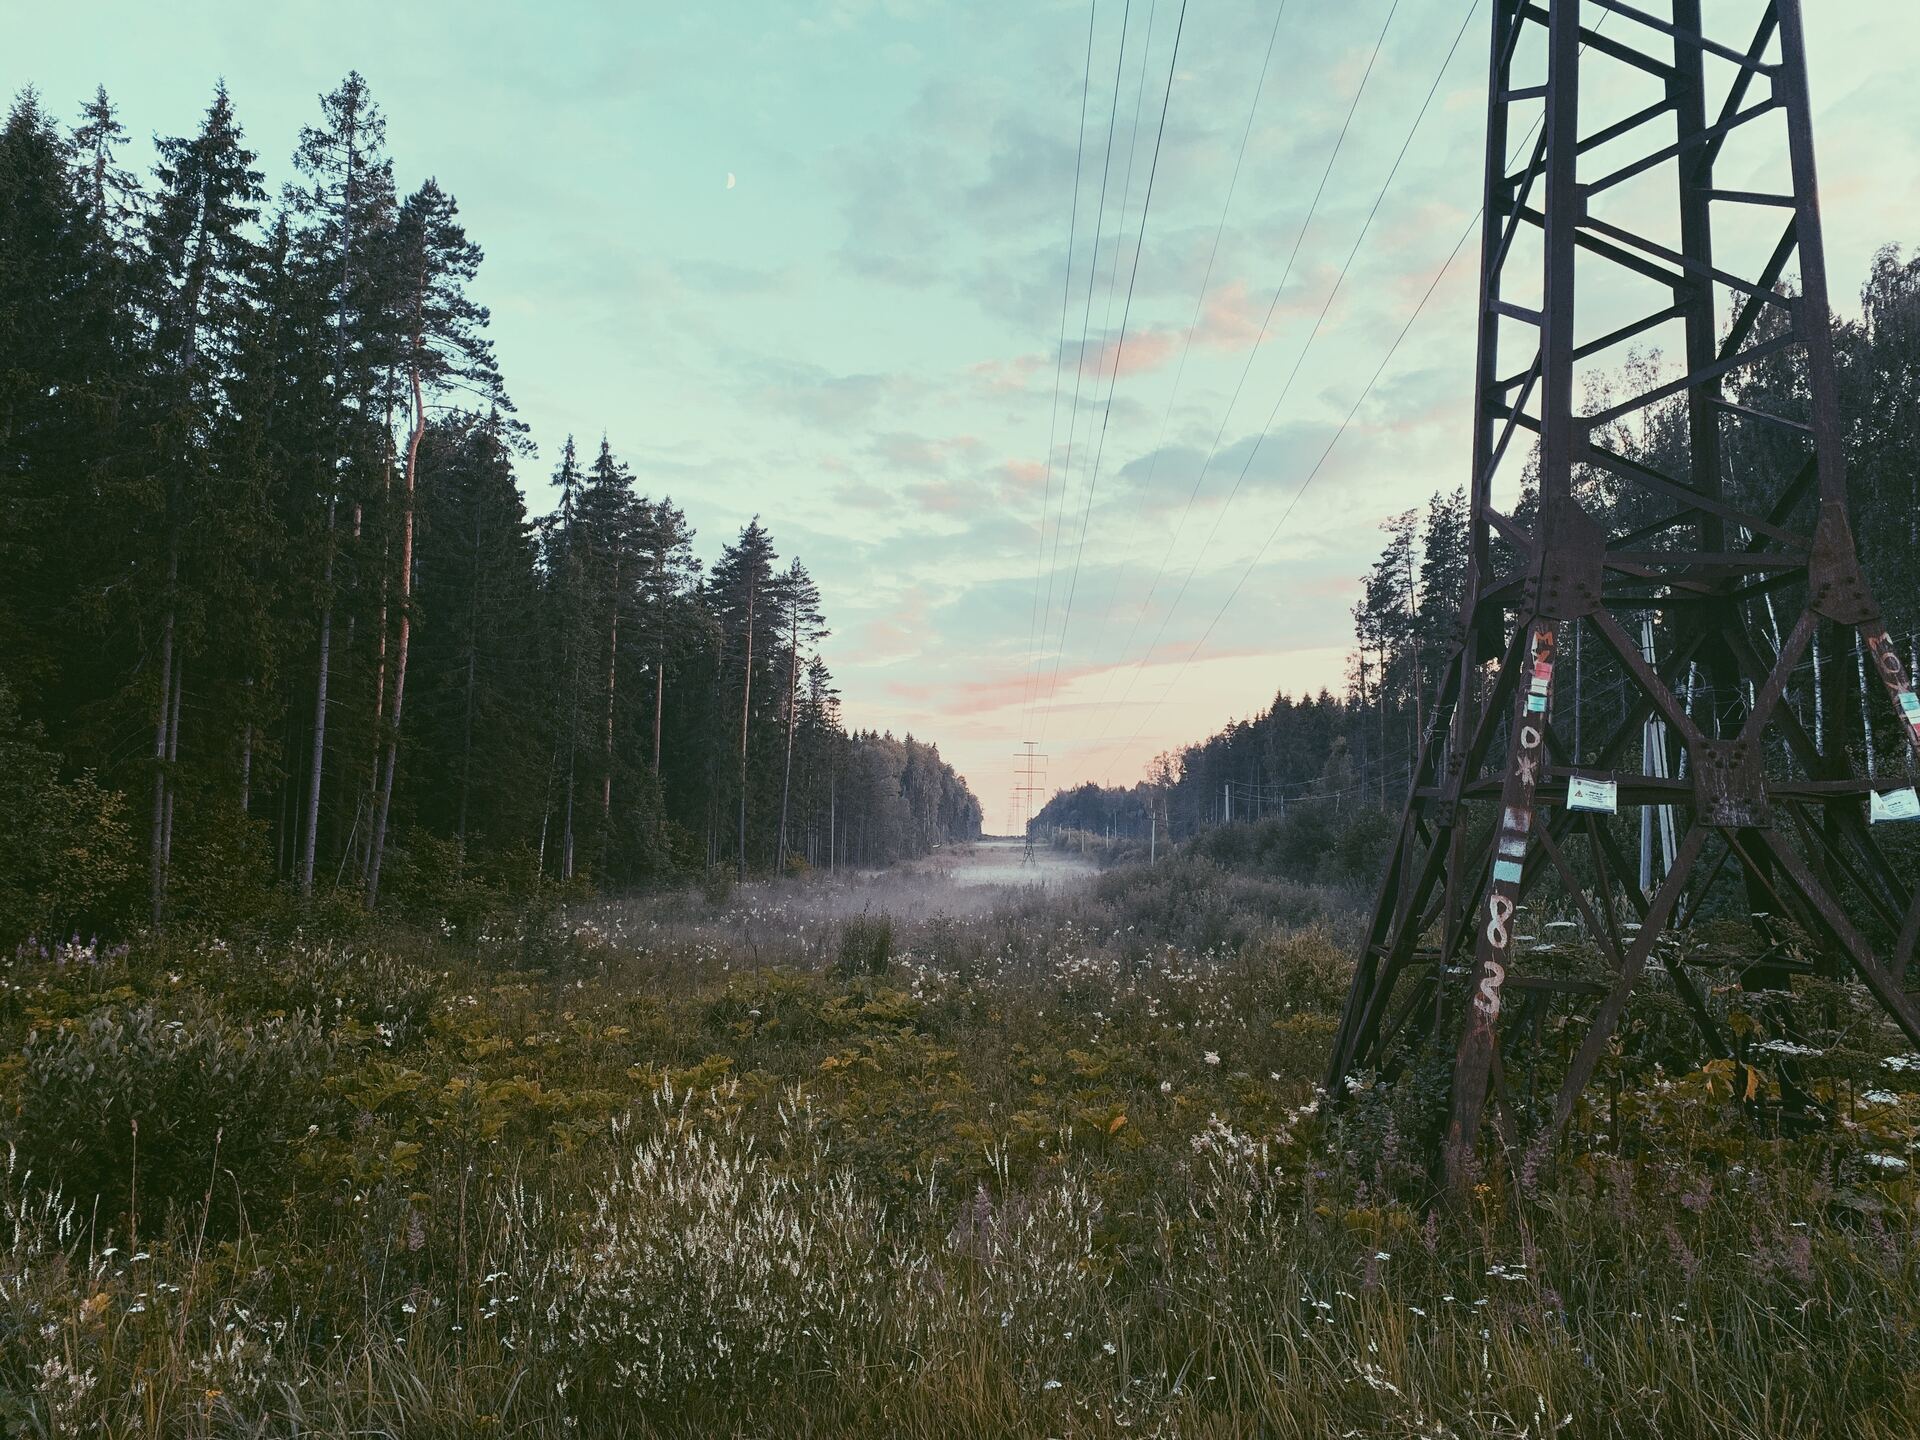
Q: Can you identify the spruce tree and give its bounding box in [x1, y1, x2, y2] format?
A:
[288, 71, 395, 895]
[708, 519, 778, 877]
[133, 82, 265, 922]
[579, 436, 638, 850]
[540, 436, 589, 879]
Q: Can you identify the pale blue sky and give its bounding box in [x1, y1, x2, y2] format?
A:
[12, 2, 1920, 818]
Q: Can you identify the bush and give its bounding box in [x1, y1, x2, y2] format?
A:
[836, 915, 892, 977]
[378, 831, 508, 936]
[13, 997, 335, 1233]
[0, 682, 135, 945]
[700, 866, 735, 909]
[278, 943, 439, 1048]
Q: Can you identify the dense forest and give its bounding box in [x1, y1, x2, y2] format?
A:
[1036, 241, 1920, 881]
[0, 78, 980, 942]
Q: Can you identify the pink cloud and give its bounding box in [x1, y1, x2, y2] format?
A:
[1076, 327, 1178, 380]
[863, 618, 916, 659]
[886, 657, 1130, 719]
[871, 432, 984, 475]
[907, 479, 973, 515]
[969, 352, 1046, 394]
[1194, 279, 1270, 350]
[996, 458, 1047, 504]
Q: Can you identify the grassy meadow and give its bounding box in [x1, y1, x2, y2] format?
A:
[0, 848, 1916, 1437]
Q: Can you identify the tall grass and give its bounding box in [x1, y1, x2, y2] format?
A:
[0, 862, 1912, 1436]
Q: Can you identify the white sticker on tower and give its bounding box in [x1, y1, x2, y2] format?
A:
[1869, 787, 1920, 823]
[1566, 776, 1618, 814]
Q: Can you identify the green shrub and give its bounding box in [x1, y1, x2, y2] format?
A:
[700, 866, 735, 908]
[0, 681, 135, 945]
[13, 997, 335, 1232]
[836, 915, 893, 977]
[279, 943, 439, 1047]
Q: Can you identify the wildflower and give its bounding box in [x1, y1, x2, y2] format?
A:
[1757, 1038, 1823, 1057]
[1159, 1080, 1173, 1094]
[1204, 1051, 1220, 1066]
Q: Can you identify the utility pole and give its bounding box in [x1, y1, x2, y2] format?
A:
[1326, 0, 1920, 1193]
[1014, 741, 1047, 865]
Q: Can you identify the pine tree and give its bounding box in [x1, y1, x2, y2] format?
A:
[772, 559, 826, 869]
[365, 178, 502, 906]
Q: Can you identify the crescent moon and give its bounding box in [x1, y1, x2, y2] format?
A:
[726, 172, 736, 189]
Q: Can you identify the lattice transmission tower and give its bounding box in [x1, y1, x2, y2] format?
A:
[1015, 741, 1048, 864]
[1326, 0, 1920, 1189]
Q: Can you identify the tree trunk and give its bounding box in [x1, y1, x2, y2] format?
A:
[457, 646, 477, 850]
[603, 560, 620, 830]
[563, 776, 575, 879]
[148, 549, 178, 925]
[458, 506, 482, 851]
[301, 499, 337, 896]
[776, 606, 800, 869]
[365, 353, 424, 906]
[738, 581, 756, 880]
[365, 528, 388, 877]
[652, 648, 665, 776]
[162, 650, 183, 869]
[563, 646, 580, 881]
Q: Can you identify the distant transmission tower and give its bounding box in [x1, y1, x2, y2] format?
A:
[1015, 741, 1048, 865]
[1327, 0, 1920, 1191]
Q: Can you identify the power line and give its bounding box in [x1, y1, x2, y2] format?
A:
[1040, 0, 1162, 735]
[1089, 0, 1476, 766]
[1092, 6, 1622, 785]
[1072, 0, 1406, 758]
[1029, 0, 1135, 740]
[1018, 1, 1101, 734]
[1035, 0, 1190, 749]
[1075, 0, 1292, 673]
[1100, 206, 1480, 781]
